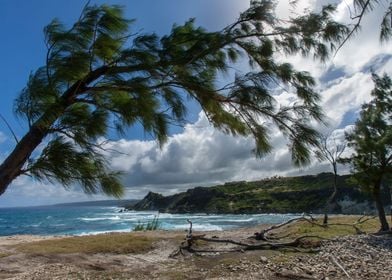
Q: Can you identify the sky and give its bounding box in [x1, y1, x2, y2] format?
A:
[0, 0, 391, 207]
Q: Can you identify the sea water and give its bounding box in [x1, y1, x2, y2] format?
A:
[0, 205, 300, 236]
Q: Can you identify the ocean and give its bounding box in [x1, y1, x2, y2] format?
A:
[0, 205, 300, 236]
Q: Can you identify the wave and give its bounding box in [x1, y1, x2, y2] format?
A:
[213, 218, 254, 222]
[79, 216, 121, 221]
[172, 223, 223, 231]
[76, 229, 130, 236]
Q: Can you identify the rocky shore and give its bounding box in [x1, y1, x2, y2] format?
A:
[211, 234, 392, 280]
[0, 221, 391, 279]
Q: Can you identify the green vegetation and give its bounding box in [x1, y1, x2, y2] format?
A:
[131, 173, 389, 214]
[16, 234, 155, 255]
[344, 74, 392, 231]
[0, 2, 349, 196]
[133, 215, 161, 231]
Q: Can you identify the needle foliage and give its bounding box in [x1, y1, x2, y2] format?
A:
[4, 1, 350, 196]
[344, 73, 392, 231]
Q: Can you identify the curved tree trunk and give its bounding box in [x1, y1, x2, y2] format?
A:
[373, 179, 390, 231]
[0, 67, 109, 196]
[0, 125, 49, 195]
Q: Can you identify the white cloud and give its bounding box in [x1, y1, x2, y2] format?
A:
[0, 176, 109, 207]
[321, 72, 373, 127]
[332, 1, 392, 74]
[1, 1, 391, 206]
[99, 110, 320, 199]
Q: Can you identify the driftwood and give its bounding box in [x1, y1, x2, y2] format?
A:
[170, 214, 376, 258]
[254, 214, 317, 240]
[170, 215, 325, 258]
[329, 254, 352, 279]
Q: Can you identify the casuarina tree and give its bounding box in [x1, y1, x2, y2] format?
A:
[345, 73, 392, 231]
[0, 1, 349, 197]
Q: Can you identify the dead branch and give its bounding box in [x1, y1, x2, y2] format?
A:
[169, 214, 379, 258]
[329, 255, 352, 279]
[170, 217, 325, 258]
[325, 215, 377, 235]
[254, 214, 320, 241]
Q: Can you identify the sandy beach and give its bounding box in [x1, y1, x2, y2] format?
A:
[1, 218, 392, 280]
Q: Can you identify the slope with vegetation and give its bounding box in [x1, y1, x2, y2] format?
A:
[130, 173, 390, 214]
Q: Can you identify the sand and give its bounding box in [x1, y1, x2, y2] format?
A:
[1, 222, 392, 279]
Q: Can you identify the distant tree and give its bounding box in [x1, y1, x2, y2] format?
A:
[344, 73, 392, 231]
[0, 2, 349, 197]
[314, 132, 346, 225]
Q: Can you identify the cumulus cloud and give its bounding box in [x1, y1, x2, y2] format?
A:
[100, 110, 317, 199]
[1, 0, 391, 206]
[321, 72, 373, 127]
[0, 176, 110, 207]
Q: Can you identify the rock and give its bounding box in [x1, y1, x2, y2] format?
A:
[259, 256, 268, 263]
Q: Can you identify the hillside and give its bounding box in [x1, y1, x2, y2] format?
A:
[129, 173, 391, 214]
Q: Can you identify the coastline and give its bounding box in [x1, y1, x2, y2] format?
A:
[1, 216, 391, 279]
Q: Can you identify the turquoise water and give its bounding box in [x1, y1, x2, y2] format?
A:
[0, 205, 300, 236]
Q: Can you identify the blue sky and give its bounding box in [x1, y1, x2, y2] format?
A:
[0, 0, 391, 207]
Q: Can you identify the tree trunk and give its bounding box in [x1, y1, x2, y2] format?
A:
[323, 164, 339, 225]
[0, 67, 110, 196]
[0, 125, 49, 195]
[373, 180, 390, 231]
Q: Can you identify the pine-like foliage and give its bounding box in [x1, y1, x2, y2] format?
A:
[345, 74, 392, 185]
[8, 2, 350, 197]
[344, 73, 392, 230]
[353, 0, 392, 41]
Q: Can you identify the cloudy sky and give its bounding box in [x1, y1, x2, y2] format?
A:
[0, 0, 391, 207]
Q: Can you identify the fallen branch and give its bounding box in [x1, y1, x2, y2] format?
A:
[329, 254, 352, 279]
[324, 215, 377, 235]
[254, 214, 319, 241]
[195, 235, 325, 250]
[170, 218, 326, 257]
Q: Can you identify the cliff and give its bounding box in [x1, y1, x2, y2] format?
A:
[129, 173, 391, 214]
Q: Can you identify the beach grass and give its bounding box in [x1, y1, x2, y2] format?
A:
[16, 233, 157, 255]
[133, 215, 160, 231]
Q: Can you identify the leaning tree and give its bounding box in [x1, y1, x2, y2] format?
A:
[0, 1, 349, 197]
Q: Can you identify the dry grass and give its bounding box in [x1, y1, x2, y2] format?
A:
[272, 215, 381, 240]
[0, 251, 11, 258]
[16, 233, 156, 255]
[12, 216, 384, 257]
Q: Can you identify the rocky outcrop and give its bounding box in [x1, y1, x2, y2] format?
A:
[129, 173, 391, 214]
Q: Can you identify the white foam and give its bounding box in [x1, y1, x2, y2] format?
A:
[76, 229, 130, 236]
[79, 216, 121, 221]
[172, 223, 223, 231]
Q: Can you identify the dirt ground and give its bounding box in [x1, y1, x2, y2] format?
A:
[0, 225, 291, 280]
[1, 221, 392, 280]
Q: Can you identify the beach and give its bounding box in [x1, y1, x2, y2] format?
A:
[1, 217, 392, 279]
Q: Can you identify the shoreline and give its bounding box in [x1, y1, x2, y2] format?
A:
[0, 216, 390, 279]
